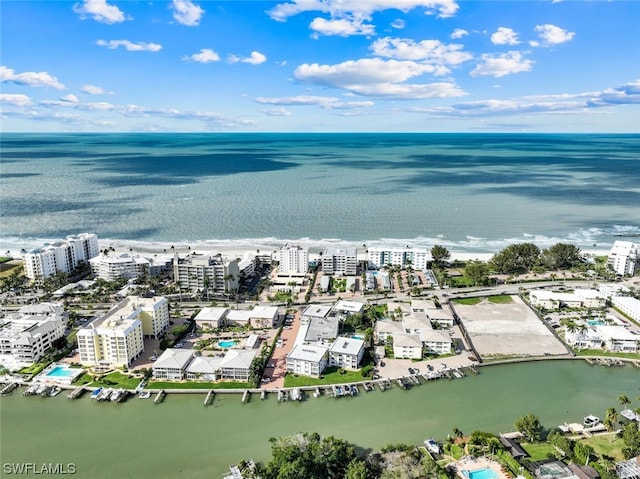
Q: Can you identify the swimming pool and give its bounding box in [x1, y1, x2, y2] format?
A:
[351, 334, 364, 340]
[469, 468, 499, 479]
[39, 364, 84, 384]
[587, 320, 605, 326]
[217, 340, 237, 349]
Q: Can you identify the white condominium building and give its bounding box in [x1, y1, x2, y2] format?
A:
[89, 253, 150, 281]
[328, 338, 365, 370]
[278, 245, 309, 274]
[286, 344, 328, 377]
[611, 296, 640, 323]
[608, 241, 640, 276]
[0, 303, 66, 366]
[23, 233, 99, 282]
[322, 247, 357, 276]
[77, 301, 145, 368]
[173, 254, 239, 293]
[119, 296, 170, 338]
[367, 247, 431, 271]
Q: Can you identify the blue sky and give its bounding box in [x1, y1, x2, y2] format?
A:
[1, 0, 639, 132]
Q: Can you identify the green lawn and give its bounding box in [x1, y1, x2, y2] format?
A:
[18, 361, 50, 376]
[146, 380, 250, 390]
[576, 350, 640, 360]
[283, 367, 368, 388]
[488, 295, 513, 304]
[73, 373, 95, 386]
[520, 441, 556, 461]
[452, 297, 481, 305]
[580, 434, 625, 461]
[95, 371, 142, 389]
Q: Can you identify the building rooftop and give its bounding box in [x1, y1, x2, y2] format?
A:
[186, 356, 222, 375]
[329, 338, 364, 356]
[305, 316, 340, 343]
[220, 349, 257, 369]
[301, 304, 332, 319]
[393, 332, 422, 348]
[153, 348, 194, 370]
[333, 300, 365, 314]
[287, 344, 328, 363]
[194, 307, 228, 323]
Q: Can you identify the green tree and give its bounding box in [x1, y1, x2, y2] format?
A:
[604, 407, 618, 442]
[618, 395, 631, 408]
[491, 243, 541, 274]
[464, 260, 489, 286]
[345, 459, 368, 479]
[574, 441, 595, 465]
[515, 413, 543, 442]
[431, 245, 451, 268]
[622, 422, 640, 459]
[541, 243, 583, 270]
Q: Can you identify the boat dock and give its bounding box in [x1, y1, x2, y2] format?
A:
[277, 389, 288, 402]
[261, 390, 267, 400]
[67, 386, 86, 400]
[204, 390, 215, 406]
[153, 390, 166, 405]
[241, 390, 250, 404]
[0, 382, 18, 396]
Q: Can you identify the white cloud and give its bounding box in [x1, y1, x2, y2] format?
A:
[61, 94, 79, 103]
[491, 27, 520, 45]
[81, 84, 113, 95]
[268, 0, 458, 37]
[73, 0, 128, 24]
[96, 40, 162, 52]
[294, 58, 466, 99]
[470, 51, 533, 78]
[451, 28, 468, 39]
[0, 93, 33, 107]
[0, 66, 65, 89]
[171, 0, 204, 27]
[534, 24, 575, 46]
[391, 19, 405, 29]
[371, 37, 472, 66]
[255, 95, 374, 109]
[228, 51, 267, 65]
[260, 107, 292, 116]
[309, 17, 375, 36]
[183, 48, 220, 63]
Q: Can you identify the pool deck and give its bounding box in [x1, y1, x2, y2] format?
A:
[454, 456, 510, 479]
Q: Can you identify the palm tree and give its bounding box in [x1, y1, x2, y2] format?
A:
[618, 395, 631, 409]
[604, 407, 618, 443]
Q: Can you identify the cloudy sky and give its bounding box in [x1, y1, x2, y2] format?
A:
[1, 0, 639, 132]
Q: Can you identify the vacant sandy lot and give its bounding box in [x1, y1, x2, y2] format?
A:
[451, 295, 570, 358]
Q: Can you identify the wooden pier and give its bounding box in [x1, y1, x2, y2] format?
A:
[153, 390, 166, 405]
[0, 382, 18, 396]
[67, 386, 86, 400]
[204, 390, 215, 407]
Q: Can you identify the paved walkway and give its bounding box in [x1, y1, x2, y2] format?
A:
[261, 311, 300, 389]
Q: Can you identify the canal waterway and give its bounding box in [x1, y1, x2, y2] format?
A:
[1, 361, 638, 478]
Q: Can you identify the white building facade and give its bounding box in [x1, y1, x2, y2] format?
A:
[23, 233, 99, 282]
[89, 253, 150, 281]
[608, 241, 640, 276]
[328, 338, 365, 370]
[286, 344, 328, 377]
[278, 246, 309, 274]
[367, 247, 431, 271]
[173, 254, 239, 294]
[321, 247, 357, 276]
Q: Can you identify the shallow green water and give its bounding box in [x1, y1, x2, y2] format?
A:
[1, 360, 637, 478]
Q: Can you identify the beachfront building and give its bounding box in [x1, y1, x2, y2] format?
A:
[194, 307, 228, 330]
[152, 348, 195, 380]
[185, 356, 222, 381]
[0, 303, 66, 367]
[173, 254, 239, 294]
[321, 247, 357, 276]
[286, 344, 329, 377]
[77, 302, 145, 368]
[278, 245, 309, 274]
[608, 241, 640, 276]
[328, 338, 365, 370]
[611, 296, 640, 323]
[219, 349, 257, 381]
[89, 253, 149, 281]
[392, 333, 423, 359]
[367, 247, 431, 271]
[23, 233, 99, 283]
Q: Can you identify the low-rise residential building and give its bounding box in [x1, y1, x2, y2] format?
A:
[225, 306, 279, 329]
[419, 330, 452, 355]
[23, 233, 99, 283]
[374, 319, 404, 344]
[152, 348, 195, 380]
[286, 344, 329, 377]
[611, 296, 640, 323]
[597, 283, 630, 299]
[301, 304, 333, 325]
[565, 328, 603, 350]
[367, 247, 431, 271]
[333, 300, 365, 319]
[596, 325, 638, 352]
[529, 290, 596, 310]
[328, 338, 365, 370]
[271, 273, 306, 293]
[392, 333, 423, 359]
[572, 289, 606, 309]
[321, 247, 357, 276]
[0, 303, 66, 366]
[185, 356, 222, 381]
[194, 307, 228, 330]
[615, 455, 640, 479]
[219, 349, 257, 381]
[301, 315, 340, 345]
[608, 240, 639, 276]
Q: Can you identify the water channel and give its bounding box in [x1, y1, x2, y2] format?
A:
[1, 360, 638, 478]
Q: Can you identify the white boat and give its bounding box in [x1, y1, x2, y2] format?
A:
[583, 415, 600, 427]
[138, 391, 151, 399]
[424, 438, 442, 455]
[48, 386, 62, 397]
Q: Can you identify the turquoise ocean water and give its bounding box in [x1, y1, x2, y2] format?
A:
[1, 133, 638, 253]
